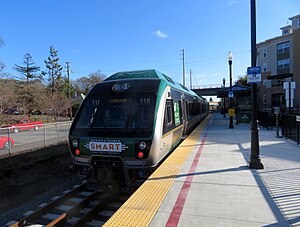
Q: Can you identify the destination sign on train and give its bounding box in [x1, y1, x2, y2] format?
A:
[110, 98, 128, 103]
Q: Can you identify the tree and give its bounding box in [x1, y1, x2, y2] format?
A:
[16, 80, 47, 114]
[42, 91, 69, 121]
[71, 70, 106, 115]
[0, 79, 17, 113]
[13, 53, 41, 83]
[74, 70, 106, 94]
[235, 75, 250, 87]
[42, 46, 70, 120]
[43, 46, 63, 93]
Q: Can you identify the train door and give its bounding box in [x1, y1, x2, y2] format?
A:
[181, 98, 188, 138]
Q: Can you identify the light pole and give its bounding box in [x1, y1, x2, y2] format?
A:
[228, 52, 234, 129]
[223, 78, 226, 118]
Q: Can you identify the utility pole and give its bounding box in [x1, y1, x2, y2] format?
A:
[66, 62, 72, 121]
[180, 49, 185, 86]
[190, 69, 192, 89]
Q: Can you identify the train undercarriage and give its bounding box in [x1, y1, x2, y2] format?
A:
[71, 156, 155, 191]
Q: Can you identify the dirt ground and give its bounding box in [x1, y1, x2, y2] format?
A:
[0, 143, 77, 214]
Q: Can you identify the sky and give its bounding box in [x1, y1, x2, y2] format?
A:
[0, 0, 299, 100]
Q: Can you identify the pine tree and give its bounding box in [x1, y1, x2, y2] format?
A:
[43, 46, 63, 93]
[13, 53, 41, 83]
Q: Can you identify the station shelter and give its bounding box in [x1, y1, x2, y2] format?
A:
[217, 85, 251, 123]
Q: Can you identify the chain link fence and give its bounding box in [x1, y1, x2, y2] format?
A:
[0, 121, 72, 158]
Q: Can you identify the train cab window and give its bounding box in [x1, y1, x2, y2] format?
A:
[72, 94, 156, 137]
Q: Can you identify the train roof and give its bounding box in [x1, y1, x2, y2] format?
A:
[104, 69, 203, 99]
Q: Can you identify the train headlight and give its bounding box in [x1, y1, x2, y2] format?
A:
[72, 139, 79, 147]
[139, 141, 147, 150]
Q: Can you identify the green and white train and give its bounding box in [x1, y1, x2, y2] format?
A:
[69, 69, 209, 188]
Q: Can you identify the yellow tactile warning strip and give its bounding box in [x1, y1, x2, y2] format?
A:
[103, 114, 211, 227]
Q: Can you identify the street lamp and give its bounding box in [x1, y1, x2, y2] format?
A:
[223, 77, 226, 118]
[227, 52, 234, 129]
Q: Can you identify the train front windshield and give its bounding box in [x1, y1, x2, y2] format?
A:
[71, 94, 156, 137]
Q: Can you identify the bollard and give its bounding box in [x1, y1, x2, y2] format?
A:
[274, 107, 281, 138]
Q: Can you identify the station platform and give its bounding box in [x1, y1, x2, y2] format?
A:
[104, 113, 300, 227]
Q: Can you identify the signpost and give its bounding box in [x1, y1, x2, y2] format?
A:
[247, 66, 261, 84]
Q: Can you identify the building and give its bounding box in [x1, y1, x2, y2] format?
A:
[257, 14, 300, 114]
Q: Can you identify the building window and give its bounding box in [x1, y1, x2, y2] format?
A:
[263, 48, 267, 58]
[277, 59, 290, 69]
[263, 63, 267, 72]
[272, 79, 282, 87]
[263, 94, 267, 104]
[277, 42, 289, 53]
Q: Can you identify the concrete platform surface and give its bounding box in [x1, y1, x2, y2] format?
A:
[150, 113, 300, 227]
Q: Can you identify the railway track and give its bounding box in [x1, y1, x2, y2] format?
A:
[8, 182, 137, 227]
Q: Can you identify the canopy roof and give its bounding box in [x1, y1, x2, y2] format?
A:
[217, 85, 251, 98]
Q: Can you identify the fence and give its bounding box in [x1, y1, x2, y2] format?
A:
[282, 114, 300, 145]
[257, 111, 277, 130]
[0, 121, 72, 158]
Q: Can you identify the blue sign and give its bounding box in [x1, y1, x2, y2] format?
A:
[247, 66, 261, 75]
[247, 66, 262, 83]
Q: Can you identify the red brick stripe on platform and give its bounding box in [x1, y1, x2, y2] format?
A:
[166, 134, 207, 227]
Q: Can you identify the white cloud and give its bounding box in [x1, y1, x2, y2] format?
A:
[153, 30, 169, 39]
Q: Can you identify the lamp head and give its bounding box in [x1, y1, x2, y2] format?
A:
[227, 51, 233, 62]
